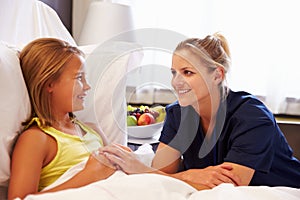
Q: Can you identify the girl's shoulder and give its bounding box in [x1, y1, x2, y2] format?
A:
[17, 126, 53, 147]
[20, 125, 46, 137]
[13, 126, 56, 165]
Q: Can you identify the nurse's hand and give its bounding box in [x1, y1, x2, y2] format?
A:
[99, 144, 154, 174]
[176, 163, 242, 188]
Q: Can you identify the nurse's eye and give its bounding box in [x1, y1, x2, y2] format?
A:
[183, 70, 194, 76]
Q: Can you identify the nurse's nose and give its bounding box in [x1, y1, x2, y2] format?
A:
[172, 73, 185, 87]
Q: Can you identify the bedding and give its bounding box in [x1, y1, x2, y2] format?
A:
[0, 43, 31, 187]
[75, 42, 143, 145]
[22, 145, 300, 200]
[23, 179, 300, 200]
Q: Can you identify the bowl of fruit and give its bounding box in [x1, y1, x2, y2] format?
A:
[127, 105, 166, 139]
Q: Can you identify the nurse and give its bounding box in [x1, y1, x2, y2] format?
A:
[101, 33, 300, 189]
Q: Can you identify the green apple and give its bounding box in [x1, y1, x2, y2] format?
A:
[127, 115, 137, 126]
[152, 105, 166, 123]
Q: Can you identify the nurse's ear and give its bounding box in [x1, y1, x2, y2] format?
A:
[213, 66, 225, 85]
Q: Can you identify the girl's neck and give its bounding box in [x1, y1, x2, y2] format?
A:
[53, 113, 73, 127]
[51, 113, 82, 136]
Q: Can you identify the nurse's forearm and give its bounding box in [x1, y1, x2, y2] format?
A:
[148, 169, 210, 191]
[223, 162, 255, 186]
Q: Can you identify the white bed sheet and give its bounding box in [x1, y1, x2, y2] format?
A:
[23, 171, 300, 200]
[22, 145, 300, 200]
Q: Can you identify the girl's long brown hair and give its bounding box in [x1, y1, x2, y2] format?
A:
[19, 38, 84, 127]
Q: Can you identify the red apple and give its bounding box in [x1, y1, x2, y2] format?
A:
[137, 113, 155, 126]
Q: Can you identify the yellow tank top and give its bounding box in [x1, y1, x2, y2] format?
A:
[26, 118, 104, 191]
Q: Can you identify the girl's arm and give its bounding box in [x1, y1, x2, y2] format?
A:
[38, 152, 116, 194]
[8, 128, 54, 199]
[8, 128, 116, 200]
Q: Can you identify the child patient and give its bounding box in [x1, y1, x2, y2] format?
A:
[8, 38, 119, 199]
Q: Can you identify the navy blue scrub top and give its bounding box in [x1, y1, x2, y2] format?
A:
[159, 90, 300, 188]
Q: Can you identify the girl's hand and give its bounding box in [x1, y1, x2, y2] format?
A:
[99, 144, 153, 174]
[177, 163, 241, 188]
[82, 151, 116, 181]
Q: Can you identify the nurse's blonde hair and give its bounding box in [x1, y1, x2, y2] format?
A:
[175, 32, 231, 100]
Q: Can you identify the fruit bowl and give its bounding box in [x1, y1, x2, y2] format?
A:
[127, 122, 164, 139]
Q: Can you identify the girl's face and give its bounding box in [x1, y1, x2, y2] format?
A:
[171, 51, 214, 108]
[49, 54, 90, 114]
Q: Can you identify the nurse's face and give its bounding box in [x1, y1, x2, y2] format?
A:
[171, 50, 213, 108]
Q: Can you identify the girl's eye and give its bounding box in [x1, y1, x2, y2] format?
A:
[75, 75, 83, 81]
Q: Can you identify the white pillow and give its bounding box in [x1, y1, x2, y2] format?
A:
[0, 42, 31, 186]
[76, 42, 143, 145]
